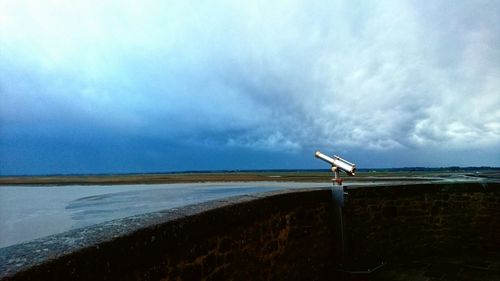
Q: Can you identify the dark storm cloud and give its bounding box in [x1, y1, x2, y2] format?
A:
[0, 0, 499, 174]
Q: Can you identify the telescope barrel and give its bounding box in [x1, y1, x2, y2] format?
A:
[315, 151, 356, 175]
[315, 151, 336, 164]
[334, 155, 355, 166]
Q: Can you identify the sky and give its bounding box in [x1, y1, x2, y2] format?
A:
[0, 0, 499, 175]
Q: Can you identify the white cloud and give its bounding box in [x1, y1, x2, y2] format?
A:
[1, 0, 499, 158]
[227, 131, 301, 152]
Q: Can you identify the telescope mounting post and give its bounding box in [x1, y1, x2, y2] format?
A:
[331, 166, 343, 186]
[314, 150, 385, 274]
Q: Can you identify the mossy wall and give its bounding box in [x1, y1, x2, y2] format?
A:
[1, 189, 339, 281]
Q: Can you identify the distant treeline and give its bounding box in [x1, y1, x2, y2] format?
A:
[170, 167, 500, 173]
[358, 166, 499, 172]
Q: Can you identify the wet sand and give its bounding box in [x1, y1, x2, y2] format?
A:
[0, 182, 327, 248]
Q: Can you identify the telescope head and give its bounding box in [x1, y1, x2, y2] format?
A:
[315, 151, 356, 176]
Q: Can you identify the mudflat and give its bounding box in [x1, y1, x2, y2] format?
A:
[1, 170, 497, 186]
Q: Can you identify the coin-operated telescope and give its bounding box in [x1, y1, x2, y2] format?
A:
[315, 151, 356, 185]
[315, 150, 353, 266]
[314, 151, 384, 271]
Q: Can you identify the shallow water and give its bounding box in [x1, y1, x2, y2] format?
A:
[0, 182, 327, 248]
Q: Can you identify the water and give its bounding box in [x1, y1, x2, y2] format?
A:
[0, 182, 327, 248]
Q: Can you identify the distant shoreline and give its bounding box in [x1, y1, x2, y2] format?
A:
[1, 166, 498, 178]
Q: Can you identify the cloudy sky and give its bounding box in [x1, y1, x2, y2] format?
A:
[0, 0, 499, 175]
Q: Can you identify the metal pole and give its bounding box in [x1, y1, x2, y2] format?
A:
[331, 166, 345, 265]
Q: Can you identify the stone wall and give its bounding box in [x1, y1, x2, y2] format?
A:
[343, 183, 500, 265]
[1, 183, 499, 281]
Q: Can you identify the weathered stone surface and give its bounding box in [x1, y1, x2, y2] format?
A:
[1, 183, 499, 280]
[343, 182, 500, 265]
